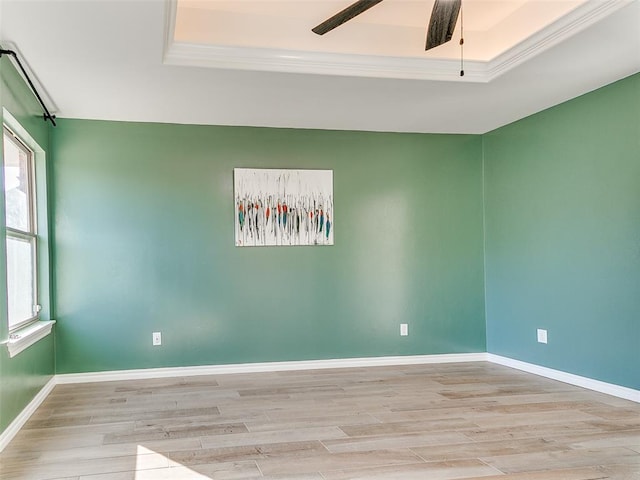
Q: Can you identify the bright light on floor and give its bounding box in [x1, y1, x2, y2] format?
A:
[135, 445, 211, 479]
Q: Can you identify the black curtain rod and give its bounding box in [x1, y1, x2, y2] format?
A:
[0, 48, 56, 127]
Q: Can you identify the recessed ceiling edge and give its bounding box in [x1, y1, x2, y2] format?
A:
[163, 0, 632, 82]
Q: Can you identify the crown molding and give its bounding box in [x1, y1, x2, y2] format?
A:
[161, 0, 484, 82]
[163, 0, 632, 83]
[486, 0, 635, 81]
[164, 41, 488, 82]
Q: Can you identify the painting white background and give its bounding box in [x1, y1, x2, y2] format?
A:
[234, 168, 334, 247]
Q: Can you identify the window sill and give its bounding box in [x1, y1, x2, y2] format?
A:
[2, 320, 56, 358]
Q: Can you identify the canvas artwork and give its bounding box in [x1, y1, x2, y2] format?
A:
[234, 168, 333, 247]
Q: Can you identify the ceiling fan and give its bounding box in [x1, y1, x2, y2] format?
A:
[312, 0, 462, 51]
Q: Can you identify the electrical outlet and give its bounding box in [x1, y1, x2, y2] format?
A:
[537, 328, 547, 344]
[152, 332, 162, 346]
[400, 323, 408, 336]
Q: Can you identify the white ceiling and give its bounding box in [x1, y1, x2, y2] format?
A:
[0, 0, 639, 134]
[174, 0, 583, 61]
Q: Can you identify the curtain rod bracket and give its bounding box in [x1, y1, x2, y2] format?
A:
[0, 47, 57, 127]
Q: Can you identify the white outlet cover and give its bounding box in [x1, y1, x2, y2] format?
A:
[400, 324, 408, 336]
[537, 329, 547, 344]
[152, 332, 162, 346]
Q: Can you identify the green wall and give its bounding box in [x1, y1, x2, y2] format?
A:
[483, 73, 640, 390]
[52, 121, 486, 373]
[2, 58, 637, 438]
[0, 56, 55, 433]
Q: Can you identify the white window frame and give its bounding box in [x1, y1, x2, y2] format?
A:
[3, 125, 39, 332]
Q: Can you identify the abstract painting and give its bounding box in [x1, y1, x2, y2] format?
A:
[234, 168, 333, 247]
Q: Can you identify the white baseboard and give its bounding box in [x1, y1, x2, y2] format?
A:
[0, 376, 56, 452]
[56, 353, 488, 384]
[2, 353, 485, 452]
[487, 353, 640, 403]
[4, 352, 638, 453]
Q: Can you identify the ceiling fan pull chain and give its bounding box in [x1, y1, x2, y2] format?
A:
[460, 0, 464, 77]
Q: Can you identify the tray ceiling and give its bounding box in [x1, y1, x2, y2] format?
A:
[0, 0, 638, 133]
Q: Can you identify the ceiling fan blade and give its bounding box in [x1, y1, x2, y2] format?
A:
[425, 0, 461, 51]
[312, 0, 384, 35]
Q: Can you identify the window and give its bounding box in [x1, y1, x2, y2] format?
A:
[3, 126, 39, 331]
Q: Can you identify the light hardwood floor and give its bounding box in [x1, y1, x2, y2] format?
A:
[1, 362, 639, 479]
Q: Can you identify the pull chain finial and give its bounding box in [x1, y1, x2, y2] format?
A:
[459, 1, 464, 77]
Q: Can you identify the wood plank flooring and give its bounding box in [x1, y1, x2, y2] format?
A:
[1, 362, 638, 479]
